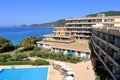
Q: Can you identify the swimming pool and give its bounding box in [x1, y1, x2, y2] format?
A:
[0, 67, 48, 80]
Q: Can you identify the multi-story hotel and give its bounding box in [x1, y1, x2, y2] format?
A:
[90, 26, 120, 80]
[37, 26, 91, 59]
[66, 14, 120, 40]
[37, 14, 120, 60]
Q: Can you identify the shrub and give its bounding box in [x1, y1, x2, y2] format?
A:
[69, 57, 81, 63]
[0, 54, 11, 59]
[30, 51, 37, 57]
[6, 58, 15, 62]
[29, 47, 40, 57]
[0, 56, 5, 62]
[15, 50, 21, 55]
[49, 53, 57, 59]
[15, 53, 28, 61]
[41, 53, 49, 59]
[34, 47, 40, 51]
[32, 59, 49, 65]
[60, 56, 66, 61]
[15, 48, 25, 55]
[37, 52, 49, 59]
[0, 61, 32, 65]
[0, 54, 12, 62]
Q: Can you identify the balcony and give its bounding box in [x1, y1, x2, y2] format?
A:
[114, 58, 120, 65]
[114, 73, 120, 80]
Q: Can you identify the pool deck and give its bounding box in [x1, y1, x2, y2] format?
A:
[0, 59, 96, 80]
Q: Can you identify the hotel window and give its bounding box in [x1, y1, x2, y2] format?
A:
[104, 19, 108, 22]
[97, 19, 102, 22]
[78, 52, 81, 57]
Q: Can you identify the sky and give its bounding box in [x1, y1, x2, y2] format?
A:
[0, 0, 120, 26]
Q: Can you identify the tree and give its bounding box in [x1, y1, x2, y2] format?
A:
[0, 36, 15, 53]
[21, 36, 43, 51]
[15, 53, 28, 61]
[21, 37, 34, 51]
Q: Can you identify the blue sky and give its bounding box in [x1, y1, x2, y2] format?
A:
[0, 0, 120, 26]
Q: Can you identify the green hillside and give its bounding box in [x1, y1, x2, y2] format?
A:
[30, 19, 65, 27]
[21, 11, 120, 27]
[86, 11, 120, 17]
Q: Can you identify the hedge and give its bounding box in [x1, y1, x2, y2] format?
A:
[0, 61, 32, 65]
[32, 59, 50, 65]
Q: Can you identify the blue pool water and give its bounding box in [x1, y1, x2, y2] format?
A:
[0, 27, 54, 45]
[0, 67, 48, 80]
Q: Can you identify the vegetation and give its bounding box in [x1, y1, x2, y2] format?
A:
[30, 48, 81, 63]
[0, 37, 15, 53]
[15, 53, 28, 61]
[0, 53, 50, 65]
[0, 61, 31, 65]
[86, 11, 120, 17]
[32, 59, 50, 65]
[20, 36, 42, 51]
[21, 19, 66, 27]
[21, 11, 120, 28]
[30, 19, 65, 27]
[21, 37, 34, 51]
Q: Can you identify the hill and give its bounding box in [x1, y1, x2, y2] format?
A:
[86, 11, 120, 17]
[21, 11, 120, 27]
[30, 19, 65, 27]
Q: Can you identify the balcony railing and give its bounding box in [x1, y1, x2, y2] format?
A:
[91, 38, 119, 80]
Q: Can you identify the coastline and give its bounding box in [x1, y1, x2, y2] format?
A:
[0, 27, 54, 45]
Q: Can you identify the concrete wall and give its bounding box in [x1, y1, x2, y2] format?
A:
[115, 18, 120, 22]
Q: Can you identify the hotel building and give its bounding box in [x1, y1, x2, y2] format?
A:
[66, 14, 120, 40]
[37, 14, 120, 60]
[90, 26, 120, 80]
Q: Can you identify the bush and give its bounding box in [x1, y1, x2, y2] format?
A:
[60, 56, 66, 61]
[0, 54, 11, 59]
[15, 50, 21, 55]
[32, 59, 49, 65]
[29, 47, 40, 57]
[15, 53, 28, 61]
[49, 53, 57, 59]
[0, 57, 5, 62]
[37, 52, 49, 59]
[0, 54, 12, 62]
[30, 51, 37, 57]
[33, 47, 40, 51]
[40, 52, 49, 59]
[15, 48, 25, 55]
[0, 61, 32, 65]
[6, 58, 15, 62]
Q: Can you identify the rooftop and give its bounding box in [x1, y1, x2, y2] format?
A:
[93, 26, 120, 37]
[65, 16, 120, 20]
[37, 40, 90, 52]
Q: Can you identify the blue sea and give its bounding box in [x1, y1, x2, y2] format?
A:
[0, 27, 54, 45]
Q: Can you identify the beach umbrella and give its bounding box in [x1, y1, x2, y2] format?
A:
[61, 66, 69, 70]
[64, 76, 74, 80]
[67, 71, 74, 75]
[65, 67, 72, 71]
[59, 62, 65, 67]
[54, 61, 60, 65]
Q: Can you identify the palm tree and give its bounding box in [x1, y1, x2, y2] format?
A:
[21, 37, 34, 51]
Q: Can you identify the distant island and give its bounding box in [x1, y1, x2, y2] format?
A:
[21, 11, 120, 27]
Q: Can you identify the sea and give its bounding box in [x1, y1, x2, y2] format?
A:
[0, 27, 54, 45]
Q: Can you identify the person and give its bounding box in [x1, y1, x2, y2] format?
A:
[87, 65, 89, 70]
[11, 66, 14, 69]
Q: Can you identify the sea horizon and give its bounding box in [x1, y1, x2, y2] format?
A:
[0, 27, 54, 45]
